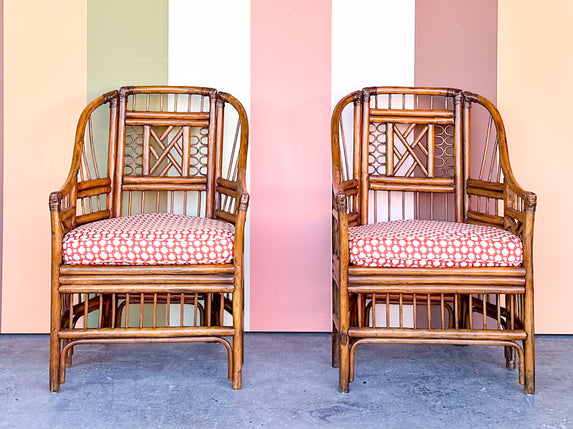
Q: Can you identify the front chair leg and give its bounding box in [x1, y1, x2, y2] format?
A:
[524, 335, 535, 394]
[339, 333, 350, 393]
[49, 333, 61, 392]
[232, 331, 243, 390]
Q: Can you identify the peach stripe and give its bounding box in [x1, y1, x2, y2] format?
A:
[498, 0, 573, 333]
[2, 0, 87, 332]
[250, 0, 332, 331]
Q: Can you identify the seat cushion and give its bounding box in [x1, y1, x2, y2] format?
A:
[62, 213, 235, 265]
[349, 220, 523, 268]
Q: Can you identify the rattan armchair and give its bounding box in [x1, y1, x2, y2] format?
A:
[49, 86, 249, 391]
[331, 87, 536, 393]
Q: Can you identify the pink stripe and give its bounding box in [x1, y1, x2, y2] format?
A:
[250, 0, 332, 331]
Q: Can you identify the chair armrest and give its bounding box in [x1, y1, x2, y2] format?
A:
[49, 90, 118, 230]
[504, 176, 537, 212]
[214, 177, 250, 224]
[49, 182, 78, 234]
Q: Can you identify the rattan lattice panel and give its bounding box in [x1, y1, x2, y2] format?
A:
[368, 123, 387, 175]
[434, 124, 455, 178]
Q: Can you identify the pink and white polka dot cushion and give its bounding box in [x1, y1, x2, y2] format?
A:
[62, 213, 235, 265]
[349, 220, 522, 268]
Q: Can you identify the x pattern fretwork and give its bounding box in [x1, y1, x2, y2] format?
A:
[125, 125, 209, 177]
[389, 123, 431, 178]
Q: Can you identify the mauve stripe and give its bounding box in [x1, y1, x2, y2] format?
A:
[414, 0, 498, 102]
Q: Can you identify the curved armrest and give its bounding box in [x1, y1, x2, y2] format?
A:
[49, 90, 118, 232]
[504, 176, 537, 212]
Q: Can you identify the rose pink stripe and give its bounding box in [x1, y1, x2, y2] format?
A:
[250, 0, 332, 331]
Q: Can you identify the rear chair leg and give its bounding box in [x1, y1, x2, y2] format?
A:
[505, 345, 516, 370]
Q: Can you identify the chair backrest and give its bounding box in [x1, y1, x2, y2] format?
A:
[331, 87, 518, 230]
[69, 86, 248, 228]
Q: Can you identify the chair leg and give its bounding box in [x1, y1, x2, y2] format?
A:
[524, 334, 535, 394]
[523, 270, 535, 394]
[332, 280, 340, 368]
[63, 339, 73, 367]
[232, 331, 243, 390]
[505, 345, 516, 370]
[49, 332, 61, 392]
[332, 322, 340, 368]
[339, 336, 350, 393]
[232, 283, 244, 390]
[50, 278, 63, 392]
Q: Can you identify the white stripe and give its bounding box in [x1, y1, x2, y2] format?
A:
[168, 0, 250, 108]
[331, 0, 416, 107]
[332, 0, 416, 327]
[168, 0, 251, 329]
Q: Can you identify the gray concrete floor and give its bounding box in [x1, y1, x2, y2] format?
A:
[0, 333, 571, 428]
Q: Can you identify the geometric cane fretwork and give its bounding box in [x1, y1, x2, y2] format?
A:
[124, 126, 144, 175]
[368, 123, 387, 175]
[189, 127, 209, 177]
[434, 124, 454, 178]
[125, 125, 209, 177]
[369, 121, 454, 178]
[149, 126, 183, 177]
[389, 123, 430, 177]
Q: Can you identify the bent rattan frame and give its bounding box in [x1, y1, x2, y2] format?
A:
[331, 87, 536, 393]
[49, 86, 249, 391]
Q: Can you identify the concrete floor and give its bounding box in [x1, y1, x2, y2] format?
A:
[0, 333, 572, 428]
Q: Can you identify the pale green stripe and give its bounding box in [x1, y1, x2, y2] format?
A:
[88, 0, 168, 101]
[86, 0, 168, 328]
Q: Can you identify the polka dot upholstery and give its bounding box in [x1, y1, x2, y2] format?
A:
[62, 213, 234, 265]
[349, 220, 523, 268]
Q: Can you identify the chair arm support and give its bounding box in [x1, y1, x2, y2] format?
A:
[334, 191, 348, 213]
[505, 178, 537, 212]
[49, 183, 77, 216]
[232, 191, 250, 239]
[49, 192, 63, 212]
[238, 191, 250, 213]
[49, 180, 80, 235]
[332, 191, 350, 268]
[520, 190, 537, 212]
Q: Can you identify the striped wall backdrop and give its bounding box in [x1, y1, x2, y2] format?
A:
[2, 0, 573, 333]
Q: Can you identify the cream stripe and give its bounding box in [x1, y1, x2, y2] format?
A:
[168, 0, 251, 329]
[331, 0, 415, 108]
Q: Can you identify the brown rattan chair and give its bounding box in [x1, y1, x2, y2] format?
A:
[49, 86, 249, 391]
[331, 87, 536, 393]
